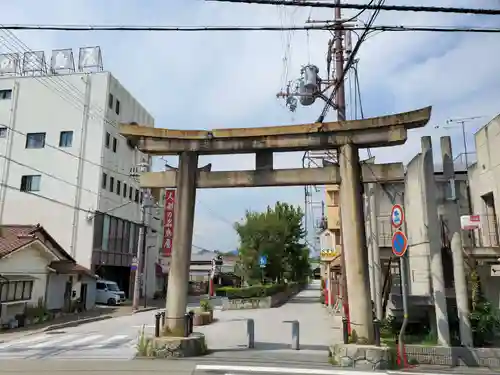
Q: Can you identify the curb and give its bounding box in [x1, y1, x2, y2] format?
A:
[132, 306, 160, 314]
[0, 307, 158, 340]
[43, 315, 113, 331]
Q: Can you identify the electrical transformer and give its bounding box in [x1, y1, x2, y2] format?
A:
[298, 79, 316, 106]
[303, 64, 320, 91]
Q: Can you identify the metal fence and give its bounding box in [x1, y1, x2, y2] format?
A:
[377, 214, 500, 249]
[440, 214, 499, 248]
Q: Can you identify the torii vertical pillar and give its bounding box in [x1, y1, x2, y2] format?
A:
[339, 144, 374, 342]
[165, 151, 198, 335]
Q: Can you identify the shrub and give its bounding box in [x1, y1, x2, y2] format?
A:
[216, 283, 289, 299]
[199, 299, 213, 312]
[470, 300, 500, 347]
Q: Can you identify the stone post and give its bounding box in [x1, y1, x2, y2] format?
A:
[339, 143, 374, 342]
[165, 151, 198, 335]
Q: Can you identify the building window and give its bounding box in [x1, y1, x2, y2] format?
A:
[20, 175, 41, 192]
[116, 180, 121, 196]
[105, 132, 110, 148]
[0, 280, 33, 302]
[116, 218, 123, 252]
[334, 230, 341, 246]
[92, 213, 104, 250]
[134, 189, 139, 203]
[109, 217, 117, 251]
[25, 132, 46, 149]
[59, 131, 73, 147]
[123, 183, 128, 198]
[129, 223, 137, 253]
[0, 89, 12, 100]
[112, 137, 117, 152]
[122, 221, 130, 253]
[129, 186, 133, 200]
[109, 176, 115, 193]
[0, 126, 7, 138]
[108, 93, 113, 109]
[115, 100, 120, 115]
[332, 191, 340, 206]
[140, 192, 143, 204]
[101, 172, 107, 189]
[102, 215, 110, 251]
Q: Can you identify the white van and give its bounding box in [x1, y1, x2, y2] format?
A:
[96, 280, 126, 305]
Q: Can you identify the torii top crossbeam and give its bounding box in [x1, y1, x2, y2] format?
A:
[119, 106, 431, 155]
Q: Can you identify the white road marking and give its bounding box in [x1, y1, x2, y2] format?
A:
[195, 365, 372, 375]
[29, 334, 78, 348]
[87, 335, 129, 348]
[0, 334, 49, 349]
[59, 334, 103, 347]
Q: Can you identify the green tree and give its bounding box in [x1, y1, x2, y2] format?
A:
[234, 201, 310, 284]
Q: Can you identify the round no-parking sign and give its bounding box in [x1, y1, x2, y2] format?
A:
[391, 204, 404, 229]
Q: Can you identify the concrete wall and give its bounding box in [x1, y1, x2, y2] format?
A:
[468, 114, 500, 247]
[325, 185, 341, 231]
[375, 174, 469, 249]
[0, 72, 155, 271]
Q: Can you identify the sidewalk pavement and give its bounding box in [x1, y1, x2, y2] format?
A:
[194, 280, 343, 362]
[0, 298, 162, 342]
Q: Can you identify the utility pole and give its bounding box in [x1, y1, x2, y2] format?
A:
[131, 160, 150, 312]
[333, 0, 350, 326]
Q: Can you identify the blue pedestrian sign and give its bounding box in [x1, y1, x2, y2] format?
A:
[391, 204, 404, 229]
[392, 231, 408, 257]
[259, 255, 267, 268]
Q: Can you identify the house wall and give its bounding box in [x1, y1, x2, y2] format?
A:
[74, 275, 97, 310]
[0, 244, 54, 305]
[0, 243, 57, 323]
[46, 273, 68, 311]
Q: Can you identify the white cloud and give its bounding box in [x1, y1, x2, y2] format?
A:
[1, 0, 499, 251]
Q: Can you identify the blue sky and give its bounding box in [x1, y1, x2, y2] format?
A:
[1, 0, 500, 253]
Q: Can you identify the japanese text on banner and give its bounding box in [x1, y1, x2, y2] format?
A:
[163, 189, 176, 257]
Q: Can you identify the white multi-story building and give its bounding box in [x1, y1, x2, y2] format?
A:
[0, 63, 159, 297]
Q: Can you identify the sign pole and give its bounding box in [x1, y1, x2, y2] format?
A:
[390, 202, 411, 367]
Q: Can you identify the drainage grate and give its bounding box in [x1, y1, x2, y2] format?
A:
[46, 330, 66, 335]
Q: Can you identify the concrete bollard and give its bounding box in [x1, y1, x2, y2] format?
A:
[188, 311, 195, 335]
[373, 318, 381, 347]
[342, 317, 349, 344]
[183, 313, 191, 337]
[283, 320, 300, 350]
[154, 313, 161, 338]
[246, 319, 255, 349]
[161, 311, 166, 328]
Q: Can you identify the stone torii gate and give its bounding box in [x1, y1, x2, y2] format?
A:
[120, 106, 431, 341]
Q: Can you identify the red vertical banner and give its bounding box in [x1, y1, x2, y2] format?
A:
[163, 189, 176, 257]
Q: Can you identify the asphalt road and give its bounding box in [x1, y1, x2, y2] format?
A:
[0, 298, 223, 360]
[1, 360, 498, 375]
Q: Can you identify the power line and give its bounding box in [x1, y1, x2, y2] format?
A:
[1, 24, 500, 33]
[206, 0, 500, 16]
[318, 0, 385, 122]
[0, 29, 154, 181]
[0, 176, 212, 251]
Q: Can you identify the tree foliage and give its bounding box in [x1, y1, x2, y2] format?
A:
[234, 201, 311, 285]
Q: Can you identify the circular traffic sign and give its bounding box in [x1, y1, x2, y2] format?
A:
[391, 204, 404, 229]
[392, 231, 408, 257]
